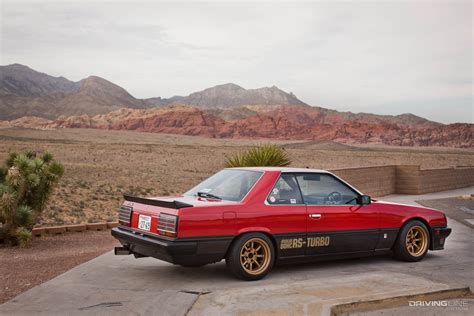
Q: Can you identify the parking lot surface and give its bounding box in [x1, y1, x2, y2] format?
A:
[0, 187, 472, 316]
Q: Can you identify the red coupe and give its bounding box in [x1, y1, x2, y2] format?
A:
[112, 167, 451, 280]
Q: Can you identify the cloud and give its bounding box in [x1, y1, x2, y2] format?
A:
[1, 0, 472, 123]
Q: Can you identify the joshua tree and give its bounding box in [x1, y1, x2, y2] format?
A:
[224, 144, 291, 168]
[0, 151, 64, 246]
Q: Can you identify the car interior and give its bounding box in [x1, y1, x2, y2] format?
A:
[267, 173, 359, 205]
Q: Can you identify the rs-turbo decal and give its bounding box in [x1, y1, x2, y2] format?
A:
[280, 236, 330, 249]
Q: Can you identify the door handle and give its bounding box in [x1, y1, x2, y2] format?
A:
[309, 214, 322, 219]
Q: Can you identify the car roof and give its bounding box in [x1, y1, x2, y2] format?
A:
[227, 167, 331, 173]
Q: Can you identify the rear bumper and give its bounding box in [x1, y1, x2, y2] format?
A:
[430, 227, 452, 250]
[111, 227, 232, 265]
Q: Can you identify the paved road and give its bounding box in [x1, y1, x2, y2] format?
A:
[1, 187, 472, 316]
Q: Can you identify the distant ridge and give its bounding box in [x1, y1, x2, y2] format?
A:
[146, 83, 306, 108]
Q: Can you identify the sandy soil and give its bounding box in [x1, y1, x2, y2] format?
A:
[0, 128, 472, 226]
[0, 230, 117, 304]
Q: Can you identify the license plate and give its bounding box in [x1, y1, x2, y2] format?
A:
[138, 214, 151, 231]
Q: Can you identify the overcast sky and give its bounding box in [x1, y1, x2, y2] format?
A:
[1, 0, 472, 123]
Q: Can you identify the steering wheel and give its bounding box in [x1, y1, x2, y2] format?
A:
[326, 191, 342, 204]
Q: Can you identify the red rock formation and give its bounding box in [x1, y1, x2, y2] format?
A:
[6, 105, 471, 148]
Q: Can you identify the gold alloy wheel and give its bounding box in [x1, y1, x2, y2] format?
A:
[405, 226, 428, 257]
[240, 237, 271, 275]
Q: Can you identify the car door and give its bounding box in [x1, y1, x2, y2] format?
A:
[266, 173, 307, 258]
[294, 173, 380, 256]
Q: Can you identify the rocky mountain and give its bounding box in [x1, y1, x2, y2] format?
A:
[0, 65, 305, 119]
[146, 83, 306, 108]
[0, 64, 80, 97]
[0, 64, 148, 120]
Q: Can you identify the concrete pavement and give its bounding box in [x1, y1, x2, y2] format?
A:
[0, 187, 472, 316]
[380, 186, 474, 206]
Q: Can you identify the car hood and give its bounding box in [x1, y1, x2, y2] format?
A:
[373, 199, 441, 213]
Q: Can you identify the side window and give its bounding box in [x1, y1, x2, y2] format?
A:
[267, 174, 303, 205]
[295, 173, 359, 205]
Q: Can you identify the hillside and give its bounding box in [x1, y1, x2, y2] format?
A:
[0, 64, 148, 120]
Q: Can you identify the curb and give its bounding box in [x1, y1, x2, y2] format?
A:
[330, 286, 472, 316]
[32, 222, 119, 237]
[86, 223, 108, 231]
[65, 224, 87, 232]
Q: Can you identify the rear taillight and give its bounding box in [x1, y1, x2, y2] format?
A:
[157, 213, 178, 238]
[118, 205, 132, 226]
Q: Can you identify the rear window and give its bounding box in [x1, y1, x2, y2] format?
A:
[184, 169, 263, 202]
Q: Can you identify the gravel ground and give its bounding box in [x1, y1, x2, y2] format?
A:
[0, 230, 117, 304]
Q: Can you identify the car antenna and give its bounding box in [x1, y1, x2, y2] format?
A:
[282, 147, 311, 169]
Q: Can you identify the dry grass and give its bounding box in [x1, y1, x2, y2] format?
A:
[1, 128, 472, 226]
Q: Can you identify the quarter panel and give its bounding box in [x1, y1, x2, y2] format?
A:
[177, 170, 282, 238]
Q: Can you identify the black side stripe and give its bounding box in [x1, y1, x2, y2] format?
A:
[274, 227, 399, 237]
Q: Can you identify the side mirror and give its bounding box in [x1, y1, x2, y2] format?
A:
[359, 195, 371, 205]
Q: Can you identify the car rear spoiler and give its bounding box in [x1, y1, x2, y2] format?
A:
[123, 194, 193, 209]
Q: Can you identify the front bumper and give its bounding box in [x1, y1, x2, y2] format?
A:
[111, 227, 231, 265]
[430, 227, 452, 250]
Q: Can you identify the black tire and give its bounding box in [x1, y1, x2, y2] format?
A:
[393, 220, 430, 262]
[225, 233, 275, 281]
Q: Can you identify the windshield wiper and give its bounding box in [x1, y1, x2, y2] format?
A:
[197, 191, 222, 200]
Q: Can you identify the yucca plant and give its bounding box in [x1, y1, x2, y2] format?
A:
[0, 151, 64, 246]
[225, 144, 291, 167]
[16, 227, 32, 248]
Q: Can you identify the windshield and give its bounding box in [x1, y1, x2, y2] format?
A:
[184, 169, 263, 202]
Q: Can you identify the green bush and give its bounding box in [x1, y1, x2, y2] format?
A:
[224, 144, 291, 167]
[0, 151, 64, 246]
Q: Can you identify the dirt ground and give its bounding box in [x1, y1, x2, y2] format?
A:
[0, 230, 117, 304]
[0, 128, 473, 226]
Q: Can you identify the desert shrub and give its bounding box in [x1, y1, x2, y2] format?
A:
[15, 205, 35, 227]
[224, 144, 291, 167]
[16, 227, 32, 248]
[0, 151, 64, 246]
